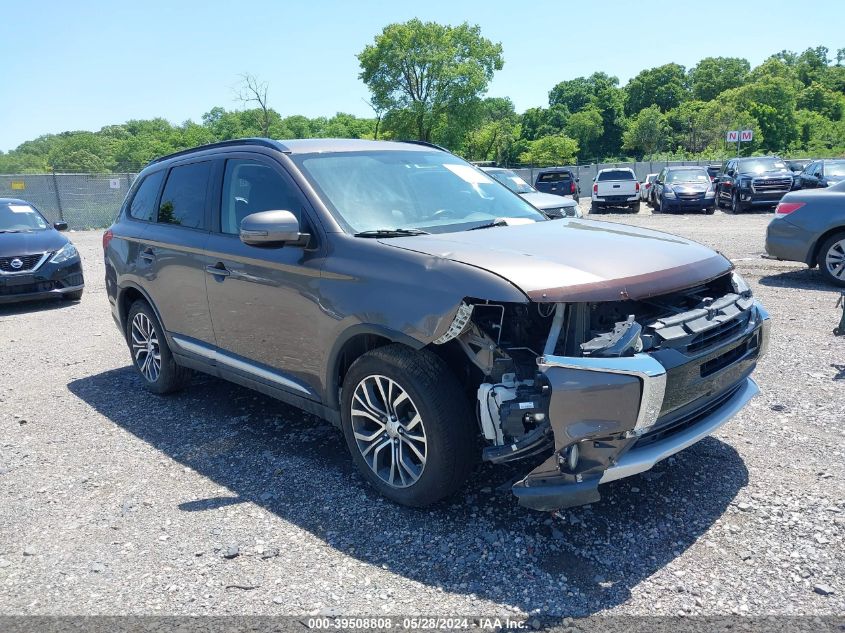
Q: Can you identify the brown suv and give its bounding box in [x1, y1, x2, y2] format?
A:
[103, 138, 770, 511]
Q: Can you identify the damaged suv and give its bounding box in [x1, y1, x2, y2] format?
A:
[104, 138, 770, 511]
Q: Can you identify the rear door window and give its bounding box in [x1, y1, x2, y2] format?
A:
[597, 170, 635, 181]
[128, 170, 165, 222]
[158, 162, 211, 229]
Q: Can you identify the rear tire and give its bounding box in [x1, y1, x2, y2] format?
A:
[591, 203, 604, 214]
[126, 300, 191, 394]
[817, 232, 845, 287]
[630, 202, 640, 213]
[340, 344, 476, 507]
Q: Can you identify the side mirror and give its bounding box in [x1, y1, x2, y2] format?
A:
[240, 210, 307, 247]
[54, 221, 68, 231]
[575, 177, 580, 182]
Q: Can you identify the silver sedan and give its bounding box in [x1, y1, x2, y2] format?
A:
[765, 180, 845, 286]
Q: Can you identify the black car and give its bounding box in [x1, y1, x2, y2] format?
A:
[714, 156, 793, 213]
[533, 168, 579, 201]
[0, 198, 83, 304]
[794, 159, 845, 190]
[652, 166, 716, 214]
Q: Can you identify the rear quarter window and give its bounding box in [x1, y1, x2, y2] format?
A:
[128, 170, 165, 222]
[157, 162, 211, 229]
[597, 170, 635, 181]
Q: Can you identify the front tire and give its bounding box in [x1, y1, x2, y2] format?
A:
[340, 344, 475, 507]
[818, 232, 845, 287]
[731, 191, 746, 214]
[126, 300, 191, 394]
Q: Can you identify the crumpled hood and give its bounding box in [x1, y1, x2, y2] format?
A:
[381, 219, 732, 302]
[0, 229, 68, 257]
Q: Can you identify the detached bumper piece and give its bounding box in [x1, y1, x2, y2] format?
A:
[512, 301, 770, 511]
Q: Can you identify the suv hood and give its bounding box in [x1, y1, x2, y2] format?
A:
[520, 191, 577, 209]
[382, 219, 731, 302]
[0, 229, 67, 257]
[739, 168, 793, 178]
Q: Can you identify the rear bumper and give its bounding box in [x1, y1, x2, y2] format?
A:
[764, 217, 815, 264]
[592, 195, 639, 205]
[512, 301, 769, 511]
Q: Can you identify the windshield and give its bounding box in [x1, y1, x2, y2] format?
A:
[826, 161, 845, 177]
[486, 169, 535, 194]
[0, 202, 49, 232]
[597, 170, 635, 181]
[667, 169, 710, 184]
[739, 158, 787, 173]
[294, 151, 545, 234]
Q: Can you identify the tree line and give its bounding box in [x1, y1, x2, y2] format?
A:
[1, 19, 843, 174]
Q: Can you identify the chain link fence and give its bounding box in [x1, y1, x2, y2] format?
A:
[0, 173, 136, 230]
[1, 160, 719, 230]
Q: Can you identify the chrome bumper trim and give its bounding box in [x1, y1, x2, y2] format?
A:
[600, 377, 759, 483]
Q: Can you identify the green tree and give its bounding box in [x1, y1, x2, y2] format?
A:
[689, 57, 750, 101]
[357, 19, 503, 142]
[564, 106, 603, 159]
[724, 76, 799, 151]
[548, 76, 594, 113]
[622, 105, 669, 157]
[518, 134, 578, 165]
[797, 82, 845, 120]
[625, 63, 689, 115]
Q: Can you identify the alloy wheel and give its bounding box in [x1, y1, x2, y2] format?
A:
[825, 239, 845, 281]
[350, 374, 427, 488]
[130, 312, 161, 383]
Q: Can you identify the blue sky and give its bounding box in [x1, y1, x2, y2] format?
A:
[2, 0, 843, 152]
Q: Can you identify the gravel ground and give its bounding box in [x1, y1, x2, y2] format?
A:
[0, 205, 843, 618]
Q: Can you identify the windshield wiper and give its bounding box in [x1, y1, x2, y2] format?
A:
[354, 228, 430, 238]
[467, 219, 508, 231]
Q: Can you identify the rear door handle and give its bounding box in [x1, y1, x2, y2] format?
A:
[140, 247, 155, 262]
[206, 263, 231, 278]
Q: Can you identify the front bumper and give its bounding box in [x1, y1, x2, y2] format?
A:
[663, 196, 715, 212]
[0, 258, 84, 304]
[512, 301, 770, 511]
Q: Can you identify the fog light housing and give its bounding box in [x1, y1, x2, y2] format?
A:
[559, 443, 580, 472]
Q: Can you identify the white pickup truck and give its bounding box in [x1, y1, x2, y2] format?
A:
[591, 168, 640, 212]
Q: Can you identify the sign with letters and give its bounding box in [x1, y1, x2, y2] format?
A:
[740, 129, 753, 142]
[727, 130, 753, 143]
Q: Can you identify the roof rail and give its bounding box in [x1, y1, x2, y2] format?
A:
[398, 139, 451, 153]
[148, 138, 288, 165]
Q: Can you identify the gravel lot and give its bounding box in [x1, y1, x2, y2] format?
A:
[1, 205, 843, 618]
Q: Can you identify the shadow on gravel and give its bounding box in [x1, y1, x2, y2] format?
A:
[758, 268, 839, 292]
[0, 298, 76, 317]
[69, 367, 748, 617]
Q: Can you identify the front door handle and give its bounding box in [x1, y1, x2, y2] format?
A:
[206, 263, 231, 278]
[140, 247, 155, 262]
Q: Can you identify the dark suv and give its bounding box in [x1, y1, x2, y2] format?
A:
[533, 168, 579, 201]
[104, 138, 769, 512]
[715, 156, 793, 213]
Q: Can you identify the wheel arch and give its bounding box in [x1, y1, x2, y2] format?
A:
[808, 226, 845, 267]
[117, 283, 165, 336]
[325, 324, 425, 412]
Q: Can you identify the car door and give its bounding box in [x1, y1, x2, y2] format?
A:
[817, 163, 828, 187]
[203, 154, 326, 399]
[138, 159, 215, 345]
[800, 162, 816, 188]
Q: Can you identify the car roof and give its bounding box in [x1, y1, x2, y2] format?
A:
[148, 137, 443, 167]
[665, 165, 707, 170]
[536, 167, 574, 174]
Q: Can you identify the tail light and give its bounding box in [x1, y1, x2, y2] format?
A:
[774, 201, 805, 216]
[102, 229, 113, 251]
[635, 181, 640, 192]
[570, 180, 577, 194]
[593, 183, 598, 194]
[645, 183, 651, 189]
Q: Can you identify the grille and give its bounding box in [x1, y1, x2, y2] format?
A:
[0, 253, 44, 272]
[752, 177, 791, 193]
[687, 312, 750, 354]
[677, 192, 705, 200]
